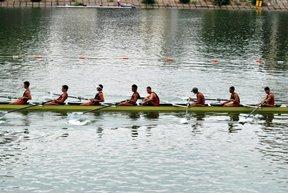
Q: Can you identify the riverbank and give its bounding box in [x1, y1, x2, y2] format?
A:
[1, 0, 288, 11]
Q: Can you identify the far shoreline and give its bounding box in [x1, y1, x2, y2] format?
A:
[1, 1, 288, 12]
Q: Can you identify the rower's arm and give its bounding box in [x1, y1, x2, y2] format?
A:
[142, 96, 152, 105]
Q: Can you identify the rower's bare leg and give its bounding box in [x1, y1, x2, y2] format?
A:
[223, 101, 234, 107]
[119, 101, 134, 106]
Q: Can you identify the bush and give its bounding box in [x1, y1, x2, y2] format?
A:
[251, 0, 256, 5]
[180, 0, 190, 4]
[31, 0, 42, 2]
[214, 0, 230, 6]
[142, 0, 155, 4]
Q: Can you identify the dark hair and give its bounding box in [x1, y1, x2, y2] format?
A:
[147, 86, 151, 90]
[62, 85, 69, 90]
[24, 81, 30, 87]
[192, 87, 198, 93]
[99, 84, 103, 89]
[264, 87, 270, 91]
[132, 84, 138, 89]
[230, 86, 235, 91]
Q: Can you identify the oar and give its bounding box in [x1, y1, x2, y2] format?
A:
[82, 100, 126, 114]
[48, 92, 89, 101]
[161, 100, 188, 108]
[0, 103, 40, 119]
[239, 103, 263, 125]
[83, 104, 114, 114]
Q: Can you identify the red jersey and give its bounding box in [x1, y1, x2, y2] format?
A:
[265, 93, 275, 106]
[230, 92, 240, 107]
[92, 91, 104, 105]
[150, 92, 160, 106]
[14, 90, 31, 105]
[129, 92, 140, 105]
[195, 92, 205, 105]
[56, 92, 68, 104]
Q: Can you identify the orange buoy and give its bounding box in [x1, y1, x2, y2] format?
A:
[163, 56, 174, 62]
[121, 56, 129, 60]
[211, 59, 219, 64]
[33, 55, 43, 59]
[256, 59, 262, 64]
[79, 55, 86, 59]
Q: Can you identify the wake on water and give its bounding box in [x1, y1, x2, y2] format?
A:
[66, 112, 91, 126]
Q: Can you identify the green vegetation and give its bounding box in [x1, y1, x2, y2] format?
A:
[191, 0, 197, 4]
[180, 0, 190, 4]
[251, 0, 256, 5]
[73, 2, 86, 6]
[214, 0, 230, 5]
[142, 0, 155, 5]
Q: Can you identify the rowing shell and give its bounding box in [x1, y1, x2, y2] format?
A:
[0, 104, 287, 114]
[56, 5, 136, 9]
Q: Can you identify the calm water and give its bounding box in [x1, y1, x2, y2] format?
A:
[0, 8, 288, 193]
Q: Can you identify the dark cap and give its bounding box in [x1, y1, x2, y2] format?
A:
[191, 87, 198, 93]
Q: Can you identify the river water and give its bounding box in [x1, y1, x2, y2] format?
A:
[0, 8, 288, 193]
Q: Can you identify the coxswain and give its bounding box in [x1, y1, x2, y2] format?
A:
[261, 87, 275, 107]
[10, 81, 32, 105]
[222, 86, 240, 107]
[45, 85, 69, 105]
[189, 87, 205, 106]
[142, 86, 160, 106]
[81, 84, 104, 106]
[119, 84, 141, 106]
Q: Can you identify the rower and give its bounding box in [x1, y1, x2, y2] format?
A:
[119, 84, 141, 106]
[10, 81, 32, 105]
[45, 85, 69, 105]
[261, 87, 275, 107]
[222, 86, 240, 107]
[189, 87, 205, 106]
[81, 84, 104, 106]
[142, 86, 160, 106]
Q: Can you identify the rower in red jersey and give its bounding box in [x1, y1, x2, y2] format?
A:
[119, 84, 141, 106]
[142, 86, 160, 106]
[222, 86, 240, 107]
[81, 84, 104, 106]
[189, 87, 205, 106]
[261, 87, 275, 107]
[10, 81, 32, 105]
[45, 85, 69, 105]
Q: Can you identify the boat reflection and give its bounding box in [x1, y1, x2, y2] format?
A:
[190, 113, 205, 135]
[131, 125, 140, 138]
[227, 113, 241, 133]
[143, 112, 160, 119]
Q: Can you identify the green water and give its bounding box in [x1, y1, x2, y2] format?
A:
[0, 8, 288, 193]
